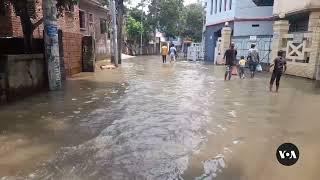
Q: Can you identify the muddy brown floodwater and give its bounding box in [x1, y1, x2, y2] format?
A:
[1, 56, 320, 180]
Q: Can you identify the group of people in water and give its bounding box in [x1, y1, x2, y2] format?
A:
[160, 42, 287, 93]
[224, 42, 287, 92]
[161, 44, 177, 63]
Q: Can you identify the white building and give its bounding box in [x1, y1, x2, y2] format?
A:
[204, 0, 274, 63]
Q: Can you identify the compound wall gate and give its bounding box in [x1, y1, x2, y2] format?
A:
[232, 36, 273, 64]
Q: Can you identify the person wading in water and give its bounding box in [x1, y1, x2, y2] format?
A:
[161, 45, 168, 63]
[247, 43, 260, 78]
[169, 44, 177, 63]
[223, 43, 237, 81]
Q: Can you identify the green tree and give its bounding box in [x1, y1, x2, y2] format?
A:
[126, 15, 144, 43]
[158, 0, 183, 38]
[180, 3, 203, 42]
[125, 7, 153, 54]
[2, 0, 78, 53]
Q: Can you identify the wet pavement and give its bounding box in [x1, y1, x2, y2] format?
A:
[1, 56, 320, 180]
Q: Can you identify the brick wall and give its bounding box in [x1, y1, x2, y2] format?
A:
[62, 32, 82, 75]
[57, 5, 82, 75]
[0, 0, 83, 76]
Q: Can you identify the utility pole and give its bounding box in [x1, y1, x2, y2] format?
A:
[110, 0, 118, 66]
[140, 0, 144, 55]
[43, 0, 62, 90]
[154, 0, 159, 55]
[201, 0, 206, 46]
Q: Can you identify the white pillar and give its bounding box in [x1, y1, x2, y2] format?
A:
[308, 11, 320, 80]
[271, 20, 289, 62]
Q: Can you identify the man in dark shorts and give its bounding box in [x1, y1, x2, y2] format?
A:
[223, 43, 237, 80]
[247, 44, 260, 78]
[269, 50, 287, 92]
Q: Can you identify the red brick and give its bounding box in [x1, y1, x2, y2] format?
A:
[1, 0, 83, 77]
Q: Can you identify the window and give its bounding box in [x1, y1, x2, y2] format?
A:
[229, 0, 232, 10]
[88, 13, 94, 35]
[100, 19, 108, 34]
[107, 22, 111, 38]
[88, 13, 94, 24]
[252, 24, 260, 27]
[252, 0, 274, 6]
[288, 14, 309, 33]
[79, 10, 86, 29]
[214, 0, 217, 13]
[210, 0, 213, 15]
[219, 0, 222, 12]
[224, 0, 227, 11]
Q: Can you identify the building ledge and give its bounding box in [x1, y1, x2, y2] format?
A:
[206, 16, 273, 27]
[273, 7, 320, 19]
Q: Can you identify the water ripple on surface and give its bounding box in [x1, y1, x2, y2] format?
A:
[21, 60, 214, 180]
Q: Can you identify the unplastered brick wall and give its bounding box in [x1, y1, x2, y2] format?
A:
[0, 8, 12, 37]
[2, 0, 83, 76]
[63, 32, 82, 75]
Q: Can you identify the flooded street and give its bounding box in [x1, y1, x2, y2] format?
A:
[1, 56, 320, 180]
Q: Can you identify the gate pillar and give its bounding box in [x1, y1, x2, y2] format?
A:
[271, 20, 289, 61]
[220, 25, 232, 64]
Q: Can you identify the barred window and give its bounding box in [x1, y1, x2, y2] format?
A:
[100, 19, 107, 34]
[79, 10, 86, 29]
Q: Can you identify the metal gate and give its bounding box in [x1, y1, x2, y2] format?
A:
[187, 43, 204, 61]
[82, 36, 95, 72]
[232, 36, 273, 64]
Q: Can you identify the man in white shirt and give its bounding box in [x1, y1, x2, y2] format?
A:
[169, 44, 177, 63]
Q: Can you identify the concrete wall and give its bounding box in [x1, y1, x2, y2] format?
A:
[234, 21, 273, 36]
[0, 54, 47, 103]
[234, 0, 273, 18]
[273, 0, 320, 16]
[233, 0, 273, 36]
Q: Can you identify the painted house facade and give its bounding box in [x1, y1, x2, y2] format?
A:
[204, 0, 274, 62]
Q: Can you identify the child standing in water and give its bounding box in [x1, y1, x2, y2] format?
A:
[238, 56, 246, 79]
